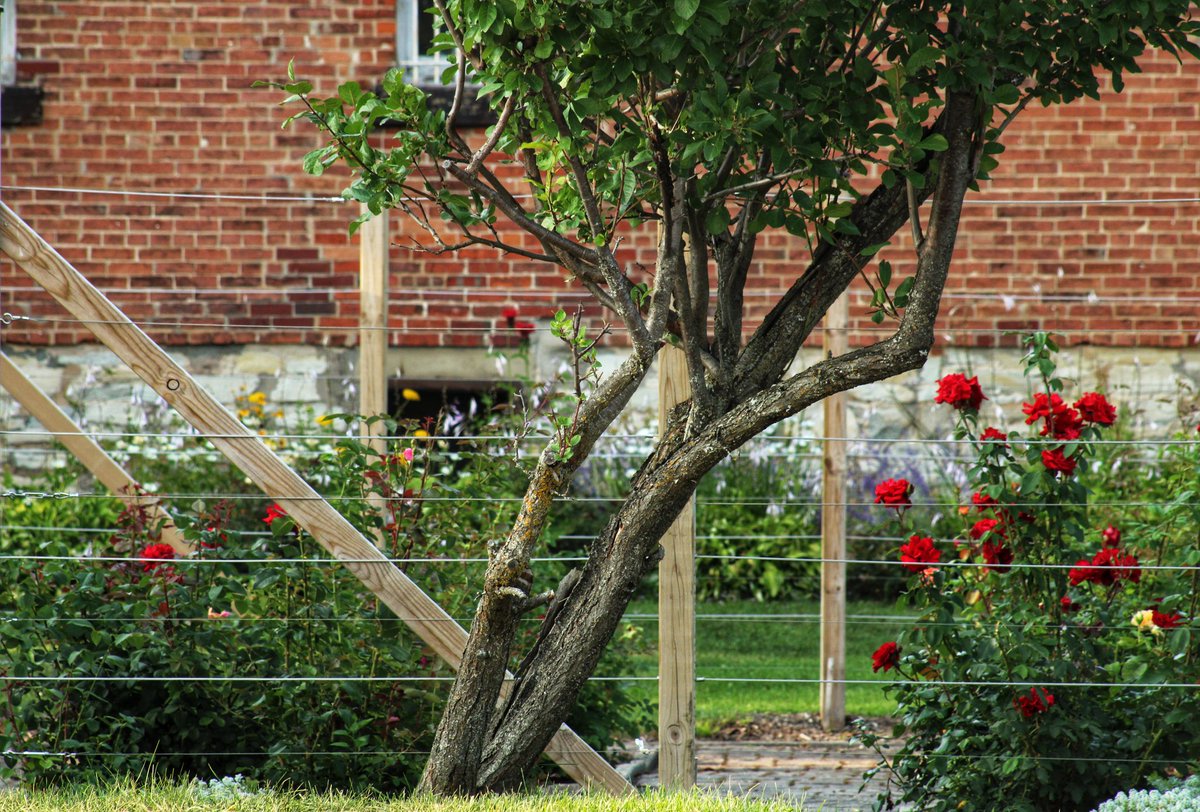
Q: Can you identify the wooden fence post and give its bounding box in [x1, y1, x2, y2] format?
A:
[820, 291, 849, 731]
[658, 344, 696, 787]
[359, 207, 389, 537]
[0, 201, 631, 795]
[0, 351, 191, 554]
[359, 206, 389, 451]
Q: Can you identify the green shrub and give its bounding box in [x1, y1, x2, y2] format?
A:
[864, 334, 1200, 812]
[0, 395, 650, 790]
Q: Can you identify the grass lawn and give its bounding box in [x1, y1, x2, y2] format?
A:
[0, 781, 807, 812]
[619, 599, 910, 734]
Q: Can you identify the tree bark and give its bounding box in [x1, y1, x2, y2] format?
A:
[421, 87, 981, 794]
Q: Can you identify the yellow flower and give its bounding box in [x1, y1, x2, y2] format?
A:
[237, 409, 251, 418]
[317, 414, 334, 427]
[248, 391, 267, 406]
[402, 388, 421, 402]
[1132, 609, 1157, 633]
[414, 429, 429, 438]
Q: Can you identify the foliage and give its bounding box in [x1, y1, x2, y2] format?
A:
[0, 393, 649, 789]
[862, 335, 1200, 812]
[693, 439, 821, 602]
[624, 598, 909, 729]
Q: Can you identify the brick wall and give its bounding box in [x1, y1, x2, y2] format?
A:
[2, 2, 1198, 352]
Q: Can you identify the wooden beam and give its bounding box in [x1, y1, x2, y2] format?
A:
[820, 291, 849, 731]
[0, 351, 191, 555]
[0, 201, 631, 795]
[657, 344, 696, 787]
[359, 207, 390, 539]
[359, 205, 389, 453]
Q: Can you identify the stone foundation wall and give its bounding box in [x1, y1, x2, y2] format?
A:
[3, 340, 1197, 482]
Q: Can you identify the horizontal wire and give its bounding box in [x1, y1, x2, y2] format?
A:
[9, 311, 1200, 338]
[7, 427, 1198, 447]
[8, 490, 1200, 511]
[0, 552, 1192, 573]
[0, 674, 649, 683]
[0, 184, 345, 204]
[1, 673, 1197, 690]
[7, 182, 1200, 208]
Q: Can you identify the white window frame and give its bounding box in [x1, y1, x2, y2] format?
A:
[1, 0, 17, 87]
[395, 0, 449, 86]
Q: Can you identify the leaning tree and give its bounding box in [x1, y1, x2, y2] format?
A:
[266, 0, 1200, 794]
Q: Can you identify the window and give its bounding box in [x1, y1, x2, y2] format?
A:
[395, 0, 448, 86]
[1, 0, 15, 87]
[0, 0, 43, 127]
[390, 0, 495, 126]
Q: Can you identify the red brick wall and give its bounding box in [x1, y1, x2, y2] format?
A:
[2, 3, 1198, 351]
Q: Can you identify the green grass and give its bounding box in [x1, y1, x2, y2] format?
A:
[620, 599, 910, 734]
[0, 779, 806, 812]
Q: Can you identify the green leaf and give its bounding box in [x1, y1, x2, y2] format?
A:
[918, 134, 949, 152]
[906, 46, 941, 72]
[993, 84, 1021, 105]
[705, 205, 731, 235]
[674, 0, 700, 21]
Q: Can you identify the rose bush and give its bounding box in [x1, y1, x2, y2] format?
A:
[863, 334, 1200, 812]
[0, 396, 650, 789]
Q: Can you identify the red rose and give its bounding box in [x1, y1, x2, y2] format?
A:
[1013, 687, 1055, 718]
[1101, 525, 1121, 548]
[982, 540, 1013, 573]
[264, 503, 288, 524]
[139, 543, 176, 573]
[980, 427, 1008, 443]
[1151, 609, 1183, 629]
[970, 518, 1003, 540]
[1047, 407, 1083, 441]
[515, 320, 536, 340]
[971, 491, 997, 510]
[871, 641, 901, 673]
[1075, 392, 1116, 426]
[900, 534, 941, 573]
[1023, 393, 1064, 425]
[1060, 595, 1079, 613]
[874, 478, 913, 509]
[1070, 548, 1140, 587]
[935, 373, 986, 411]
[1023, 393, 1084, 440]
[1041, 448, 1077, 476]
[502, 305, 519, 323]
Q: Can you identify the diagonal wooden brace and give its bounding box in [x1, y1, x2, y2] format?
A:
[0, 351, 191, 554]
[0, 202, 631, 795]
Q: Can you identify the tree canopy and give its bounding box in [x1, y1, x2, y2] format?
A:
[266, 0, 1200, 795]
